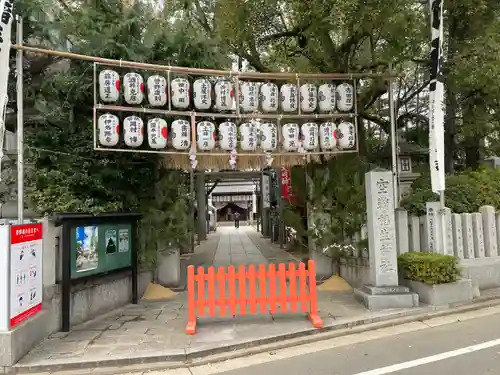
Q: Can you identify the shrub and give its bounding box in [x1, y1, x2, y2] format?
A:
[398, 252, 461, 285]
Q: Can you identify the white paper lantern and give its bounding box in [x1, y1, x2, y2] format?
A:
[282, 123, 300, 151]
[171, 78, 190, 109]
[123, 72, 144, 105]
[193, 78, 212, 110]
[260, 123, 278, 151]
[147, 118, 168, 149]
[99, 70, 120, 103]
[318, 83, 336, 112]
[319, 122, 337, 150]
[197, 121, 216, 151]
[171, 119, 191, 150]
[261, 83, 279, 112]
[299, 84, 317, 113]
[218, 122, 237, 150]
[98, 113, 119, 146]
[214, 80, 233, 111]
[336, 83, 354, 112]
[147, 75, 167, 107]
[301, 122, 319, 151]
[280, 83, 298, 112]
[240, 122, 258, 151]
[239, 81, 259, 112]
[336, 122, 356, 149]
[123, 116, 144, 147]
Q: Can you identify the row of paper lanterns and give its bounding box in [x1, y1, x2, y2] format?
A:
[98, 114, 356, 151]
[98, 70, 355, 113]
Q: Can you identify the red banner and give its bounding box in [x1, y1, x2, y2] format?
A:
[281, 167, 291, 199]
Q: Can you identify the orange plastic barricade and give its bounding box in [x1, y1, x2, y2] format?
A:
[185, 260, 322, 334]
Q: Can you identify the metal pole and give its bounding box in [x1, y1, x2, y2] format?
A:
[190, 169, 195, 252]
[388, 64, 399, 208]
[16, 16, 24, 223]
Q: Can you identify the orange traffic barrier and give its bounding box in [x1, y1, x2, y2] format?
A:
[185, 260, 323, 334]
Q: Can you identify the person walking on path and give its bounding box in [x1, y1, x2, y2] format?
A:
[234, 212, 240, 228]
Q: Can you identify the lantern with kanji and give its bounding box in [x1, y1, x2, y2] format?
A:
[280, 83, 298, 112]
[197, 121, 216, 151]
[260, 122, 277, 151]
[218, 121, 237, 151]
[193, 78, 212, 110]
[301, 122, 318, 151]
[261, 82, 279, 112]
[336, 121, 356, 149]
[98, 113, 119, 146]
[171, 78, 190, 109]
[171, 119, 191, 150]
[214, 80, 233, 111]
[239, 81, 259, 112]
[240, 122, 258, 151]
[147, 75, 167, 107]
[123, 116, 144, 147]
[318, 83, 336, 112]
[123, 72, 144, 105]
[336, 83, 354, 112]
[147, 118, 168, 149]
[282, 123, 300, 151]
[299, 84, 317, 113]
[319, 122, 336, 150]
[99, 70, 120, 103]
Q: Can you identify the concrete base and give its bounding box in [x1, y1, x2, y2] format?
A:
[157, 249, 180, 287]
[402, 278, 474, 306]
[354, 285, 419, 310]
[461, 257, 500, 290]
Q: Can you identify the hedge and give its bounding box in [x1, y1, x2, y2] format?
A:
[397, 252, 461, 285]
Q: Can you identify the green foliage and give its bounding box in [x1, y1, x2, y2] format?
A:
[398, 252, 461, 285]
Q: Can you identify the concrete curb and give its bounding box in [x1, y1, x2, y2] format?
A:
[11, 294, 500, 375]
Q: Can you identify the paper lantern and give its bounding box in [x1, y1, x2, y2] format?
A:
[197, 121, 216, 151]
[336, 121, 356, 149]
[319, 122, 336, 150]
[280, 83, 298, 112]
[214, 80, 233, 111]
[171, 78, 190, 109]
[98, 113, 119, 146]
[171, 119, 191, 150]
[240, 122, 258, 151]
[318, 83, 336, 112]
[336, 83, 354, 112]
[260, 122, 278, 151]
[147, 118, 168, 149]
[299, 84, 317, 113]
[282, 123, 300, 151]
[239, 81, 259, 112]
[301, 122, 319, 151]
[123, 116, 144, 147]
[218, 121, 237, 150]
[147, 75, 167, 107]
[99, 70, 120, 102]
[261, 83, 279, 112]
[193, 78, 212, 110]
[123, 72, 144, 105]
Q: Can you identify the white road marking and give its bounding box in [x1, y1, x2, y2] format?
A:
[352, 338, 500, 375]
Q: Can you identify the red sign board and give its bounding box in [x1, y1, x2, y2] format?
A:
[281, 167, 291, 199]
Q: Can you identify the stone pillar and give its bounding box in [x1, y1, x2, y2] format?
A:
[461, 213, 475, 259]
[471, 212, 485, 258]
[479, 206, 498, 257]
[196, 172, 207, 241]
[426, 202, 442, 253]
[409, 216, 420, 252]
[395, 209, 409, 255]
[419, 216, 428, 252]
[445, 208, 454, 256]
[451, 214, 464, 259]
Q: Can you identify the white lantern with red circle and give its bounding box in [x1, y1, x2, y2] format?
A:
[239, 81, 259, 112]
[318, 83, 336, 112]
[319, 122, 337, 150]
[218, 121, 237, 151]
[171, 78, 190, 109]
[123, 73, 144, 105]
[171, 119, 191, 150]
[260, 122, 278, 151]
[280, 83, 298, 112]
[147, 75, 167, 107]
[193, 78, 212, 110]
[240, 122, 258, 151]
[98, 113, 119, 146]
[282, 123, 300, 151]
[214, 80, 233, 111]
[123, 116, 144, 147]
[197, 121, 216, 151]
[147, 118, 168, 149]
[336, 121, 356, 149]
[299, 84, 317, 113]
[336, 83, 354, 112]
[99, 70, 120, 103]
[301, 122, 319, 151]
[261, 83, 279, 112]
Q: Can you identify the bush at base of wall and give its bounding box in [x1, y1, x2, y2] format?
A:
[398, 252, 461, 285]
